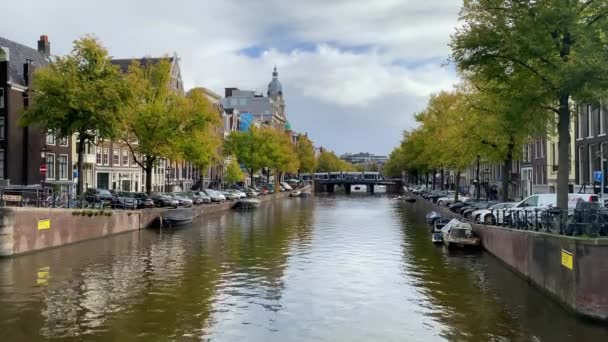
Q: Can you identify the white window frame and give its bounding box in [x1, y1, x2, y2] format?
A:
[103, 148, 110, 166]
[46, 131, 56, 145]
[122, 150, 129, 166]
[96, 147, 102, 165]
[46, 153, 56, 180]
[113, 149, 120, 166]
[58, 154, 69, 180]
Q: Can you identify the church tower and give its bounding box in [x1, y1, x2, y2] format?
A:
[267, 66, 286, 128]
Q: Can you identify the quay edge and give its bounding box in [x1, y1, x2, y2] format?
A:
[408, 194, 608, 322]
[0, 190, 293, 258]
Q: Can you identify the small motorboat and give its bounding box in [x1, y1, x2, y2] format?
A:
[290, 190, 302, 197]
[233, 198, 261, 210]
[404, 197, 416, 203]
[441, 219, 480, 249]
[161, 208, 194, 227]
[425, 211, 441, 225]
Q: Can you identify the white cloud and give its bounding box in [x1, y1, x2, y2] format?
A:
[0, 0, 461, 154]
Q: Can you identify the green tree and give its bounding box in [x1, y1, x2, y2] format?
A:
[22, 36, 128, 195]
[296, 134, 317, 174]
[225, 155, 245, 185]
[179, 89, 223, 187]
[225, 127, 268, 186]
[316, 151, 356, 172]
[451, 0, 608, 209]
[121, 58, 186, 194]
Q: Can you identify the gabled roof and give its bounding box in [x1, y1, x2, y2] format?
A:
[0, 36, 48, 87]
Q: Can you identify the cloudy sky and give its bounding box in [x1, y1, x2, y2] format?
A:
[1, 0, 460, 155]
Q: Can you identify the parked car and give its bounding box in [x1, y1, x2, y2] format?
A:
[229, 189, 247, 198]
[280, 182, 293, 191]
[168, 193, 193, 207]
[151, 193, 179, 208]
[84, 188, 114, 206]
[222, 191, 239, 200]
[504, 193, 599, 228]
[204, 189, 226, 202]
[475, 202, 516, 225]
[244, 188, 259, 197]
[175, 192, 201, 205]
[259, 187, 270, 195]
[112, 191, 138, 209]
[461, 202, 498, 218]
[186, 191, 211, 204]
[132, 192, 155, 208]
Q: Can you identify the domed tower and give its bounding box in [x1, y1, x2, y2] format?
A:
[267, 66, 283, 97]
[267, 66, 286, 127]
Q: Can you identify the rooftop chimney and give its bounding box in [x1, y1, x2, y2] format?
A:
[37, 35, 50, 58]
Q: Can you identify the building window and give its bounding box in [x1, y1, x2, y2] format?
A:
[589, 144, 594, 183]
[58, 155, 68, 180]
[46, 153, 55, 180]
[0, 88, 4, 109]
[58, 135, 68, 146]
[122, 150, 129, 166]
[113, 149, 120, 165]
[603, 106, 608, 135]
[0, 117, 4, 140]
[46, 131, 56, 145]
[0, 149, 4, 179]
[96, 148, 102, 165]
[103, 148, 109, 165]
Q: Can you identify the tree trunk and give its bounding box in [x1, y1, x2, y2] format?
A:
[501, 137, 514, 202]
[145, 164, 153, 196]
[557, 94, 571, 210]
[250, 168, 255, 188]
[454, 170, 461, 202]
[77, 134, 86, 196]
[432, 170, 436, 190]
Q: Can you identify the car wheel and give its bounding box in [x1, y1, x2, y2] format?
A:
[464, 212, 472, 219]
[438, 200, 444, 206]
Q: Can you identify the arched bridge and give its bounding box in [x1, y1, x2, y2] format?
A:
[306, 172, 402, 194]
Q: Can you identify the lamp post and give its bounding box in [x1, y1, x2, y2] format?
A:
[40, 145, 48, 187]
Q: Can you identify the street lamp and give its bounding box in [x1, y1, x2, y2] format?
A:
[40, 144, 48, 187]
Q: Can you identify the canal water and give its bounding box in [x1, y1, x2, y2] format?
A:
[1, 195, 607, 341]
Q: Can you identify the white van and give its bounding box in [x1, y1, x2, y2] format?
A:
[503, 193, 598, 228]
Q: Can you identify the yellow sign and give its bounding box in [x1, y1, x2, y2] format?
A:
[37, 218, 51, 230]
[561, 249, 573, 270]
[36, 266, 50, 286]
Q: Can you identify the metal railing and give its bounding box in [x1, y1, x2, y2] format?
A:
[0, 189, 134, 210]
[480, 207, 608, 237]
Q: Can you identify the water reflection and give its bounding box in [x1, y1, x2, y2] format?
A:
[0, 196, 606, 341]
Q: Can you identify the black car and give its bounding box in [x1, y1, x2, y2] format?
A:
[84, 188, 114, 206]
[151, 193, 179, 208]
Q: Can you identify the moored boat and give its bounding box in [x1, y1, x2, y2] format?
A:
[404, 197, 416, 203]
[290, 190, 302, 197]
[441, 219, 480, 249]
[233, 198, 261, 210]
[425, 211, 441, 225]
[161, 208, 194, 227]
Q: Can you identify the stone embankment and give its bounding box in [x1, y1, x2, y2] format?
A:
[409, 193, 608, 322]
[0, 190, 294, 257]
